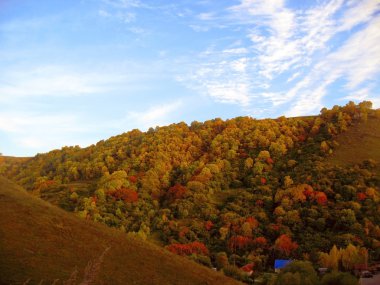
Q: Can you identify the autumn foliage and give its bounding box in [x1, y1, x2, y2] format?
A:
[167, 241, 209, 256]
[205, 220, 214, 231]
[166, 184, 187, 201]
[1, 101, 379, 282]
[314, 191, 328, 205]
[357, 192, 367, 201]
[253, 236, 267, 246]
[274, 234, 298, 256]
[108, 187, 138, 203]
[246, 217, 258, 229]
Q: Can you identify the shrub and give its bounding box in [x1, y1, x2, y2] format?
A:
[321, 271, 358, 285]
[222, 265, 250, 282]
[276, 261, 318, 285]
[188, 254, 212, 267]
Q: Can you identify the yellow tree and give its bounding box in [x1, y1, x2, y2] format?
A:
[329, 245, 340, 271]
[341, 244, 359, 271]
[319, 245, 341, 270]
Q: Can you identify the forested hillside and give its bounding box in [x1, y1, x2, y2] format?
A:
[1, 101, 380, 283]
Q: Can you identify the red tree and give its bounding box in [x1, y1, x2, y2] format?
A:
[179, 227, 189, 238]
[254, 236, 267, 246]
[357, 192, 367, 201]
[129, 175, 138, 183]
[274, 234, 298, 256]
[166, 184, 187, 201]
[109, 187, 138, 203]
[228, 235, 253, 251]
[205, 220, 214, 231]
[315, 191, 327, 205]
[246, 217, 259, 229]
[167, 241, 209, 256]
[303, 185, 314, 198]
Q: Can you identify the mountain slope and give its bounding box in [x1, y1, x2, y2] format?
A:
[0, 176, 240, 285]
[1, 101, 379, 283]
[327, 116, 380, 168]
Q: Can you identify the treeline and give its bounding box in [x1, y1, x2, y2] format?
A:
[1, 101, 379, 284]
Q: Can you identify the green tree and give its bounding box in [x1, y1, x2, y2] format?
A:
[276, 261, 318, 285]
[321, 271, 358, 285]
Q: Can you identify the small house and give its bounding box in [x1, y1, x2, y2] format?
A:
[274, 259, 292, 273]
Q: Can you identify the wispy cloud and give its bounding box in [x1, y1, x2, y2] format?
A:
[286, 14, 380, 116]
[197, 12, 215, 21]
[343, 87, 372, 102]
[337, 0, 380, 32]
[98, 0, 154, 27]
[222, 48, 248, 55]
[179, 0, 380, 116]
[0, 111, 94, 152]
[0, 112, 80, 133]
[0, 15, 59, 33]
[125, 100, 183, 130]
[189, 24, 210, 32]
[101, 0, 144, 9]
[0, 65, 128, 100]
[206, 82, 250, 106]
[99, 9, 136, 23]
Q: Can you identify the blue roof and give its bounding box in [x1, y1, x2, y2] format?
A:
[274, 259, 292, 269]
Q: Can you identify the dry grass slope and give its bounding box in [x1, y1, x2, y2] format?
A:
[327, 117, 380, 168]
[0, 176, 241, 285]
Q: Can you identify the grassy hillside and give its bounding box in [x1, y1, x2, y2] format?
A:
[0, 176, 240, 285]
[327, 116, 380, 168]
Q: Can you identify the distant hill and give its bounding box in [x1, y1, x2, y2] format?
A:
[0, 176, 240, 285]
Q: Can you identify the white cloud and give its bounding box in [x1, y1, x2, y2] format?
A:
[298, 0, 344, 54]
[206, 82, 250, 106]
[178, 55, 253, 107]
[286, 72, 300, 83]
[126, 101, 183, 130]
[222, 48, 248, 54]
[99, 9, 136, 23]
[285, 15, 380, 117]
[0, 15, 58, 33]
[180, 0, 380, 116]
[189, 24, 209, 32]
[102, 0, 143, 9]
[230, 0, 285, 16]
[343, 88, 371, 101]
[230, 0, 298, 79]
[338, 0, 380, 32]
[98, 9, 112, 17]
[334, 17, 380, 89]
[198, 12, 215, 20]
[128, 26, 146, 34]
[0, 65, 126, 100]
[230, 58, 248, 72]
[0, 112, 93, 153]
[0, 112, 82, 133]
[228, 0, 379, 85]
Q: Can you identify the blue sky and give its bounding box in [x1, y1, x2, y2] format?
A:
[0, 0, 379, 156]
